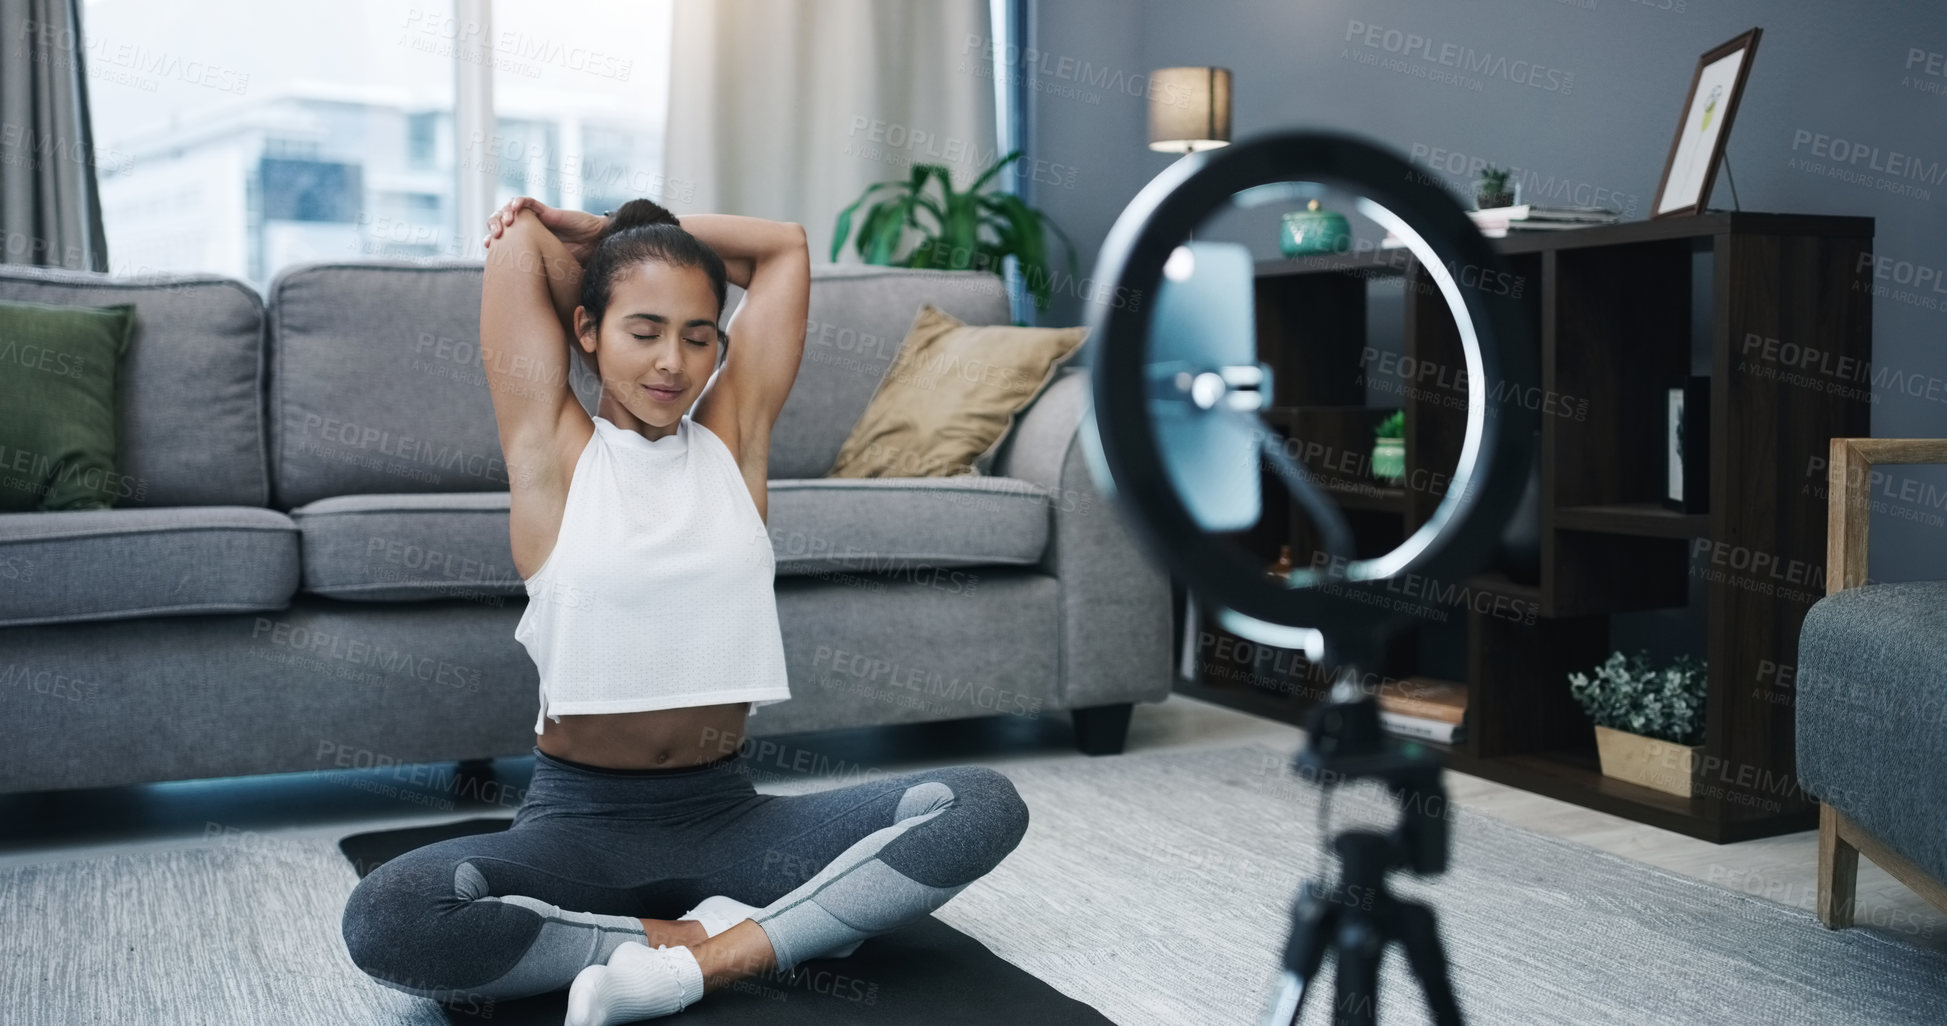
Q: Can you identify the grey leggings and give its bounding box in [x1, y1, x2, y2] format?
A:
[341, 746, 1030, 1005]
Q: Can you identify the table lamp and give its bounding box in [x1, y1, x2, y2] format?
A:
[1148, 66, 1232, 154]
[1149, 67, 1232, 245]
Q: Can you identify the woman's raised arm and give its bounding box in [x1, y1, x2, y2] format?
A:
[479, 208, 587, 475]
[678, 215, 811, 449]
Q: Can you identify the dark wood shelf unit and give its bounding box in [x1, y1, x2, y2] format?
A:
[1555, 503, 1710, 539]
[1255, 249, 1410, 279]
[1181, 212, 1873, 843]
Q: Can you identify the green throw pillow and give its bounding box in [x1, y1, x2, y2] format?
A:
[0, 297, 137, 512]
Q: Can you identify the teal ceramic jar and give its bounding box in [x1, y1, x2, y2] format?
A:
[1280, 199, 1350, 257]
[1371, 436, 1405, 483]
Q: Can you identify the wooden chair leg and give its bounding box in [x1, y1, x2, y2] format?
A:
[1817, 803, 1859, 929]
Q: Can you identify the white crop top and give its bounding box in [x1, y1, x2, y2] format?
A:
[515, 412, 791, 733]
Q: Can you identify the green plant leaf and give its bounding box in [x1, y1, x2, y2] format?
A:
[968, 149, 1024, 195]
[983, 192, 1053, 308]
[856, 199, 902, 263]
[831, 146, 1071, 295]
[831, 181, 906, 262]
[864, 195, 914, 265]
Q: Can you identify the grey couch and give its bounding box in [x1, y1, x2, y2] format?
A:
[0, 260, 1173, 795]
[1796, 438, 1947, 929]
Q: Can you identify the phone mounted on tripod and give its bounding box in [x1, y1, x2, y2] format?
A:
[1081, 131, 1538, 1025]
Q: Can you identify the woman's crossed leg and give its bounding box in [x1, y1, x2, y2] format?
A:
[339, 753, 1029, 1018]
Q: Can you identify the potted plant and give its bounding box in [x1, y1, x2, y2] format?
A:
[1567, 650, 1708, 798]
[1475, 166, 1516, 210]
[830, 149, 1078, 317]
[1370, 409, 1405, 484]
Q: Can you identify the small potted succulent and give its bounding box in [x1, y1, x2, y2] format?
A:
[1567, 650, 1708, 798]
[1370, 409, 1405, 484]
[1475, 166, 1516, 210]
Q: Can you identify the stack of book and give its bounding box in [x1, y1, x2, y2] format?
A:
[1468, 203, 1620, 237]
[1373, 677, 1468, 744]
[1381, 204, 1621, 247]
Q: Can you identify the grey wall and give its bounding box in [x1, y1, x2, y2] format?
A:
[1023, 0, 1947, 586]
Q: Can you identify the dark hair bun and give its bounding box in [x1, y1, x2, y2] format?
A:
[577, 197, 729, 349]
[598, 198, 679, 242]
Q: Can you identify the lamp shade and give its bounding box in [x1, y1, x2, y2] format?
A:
[1148, 66, 1232, 153]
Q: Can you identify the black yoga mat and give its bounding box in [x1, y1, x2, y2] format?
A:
[339, 817, 1115, 1025]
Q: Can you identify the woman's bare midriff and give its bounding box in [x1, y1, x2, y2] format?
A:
[535, 701, 751, 769]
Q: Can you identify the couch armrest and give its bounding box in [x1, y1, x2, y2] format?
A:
[992, 368, 1174, 710]
[1826, 438, 1947, 594]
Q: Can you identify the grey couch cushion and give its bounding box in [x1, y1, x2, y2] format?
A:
[290, 476, 1051, 602]
[767, 476, 1049, 575]
[267, 261, 1012, 504]
[1796, 580, 1947, 883]
[290, 492, 523, 601]
[772, 265, 1012, 479]
[267, 261, 535, 510]
[0, 264, 267, 507]
[0, 507, 298, 627]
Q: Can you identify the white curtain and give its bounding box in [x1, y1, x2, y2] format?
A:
[663, 0, 997, 265]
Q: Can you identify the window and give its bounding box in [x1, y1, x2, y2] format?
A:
[84, 0, 674, 291]
[407, 112, 439, 170]
[487, 1, 673, 217]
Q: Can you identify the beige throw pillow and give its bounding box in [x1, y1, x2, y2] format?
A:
[828, 303, 1089, 478]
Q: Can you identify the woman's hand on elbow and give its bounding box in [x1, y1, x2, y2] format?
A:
[482, 197, 545, 251]
[485, 197, 608, 264]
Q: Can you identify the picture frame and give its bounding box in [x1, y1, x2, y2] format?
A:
[1651, 28, 1762, 219]
[1664, 377, 1710, 514]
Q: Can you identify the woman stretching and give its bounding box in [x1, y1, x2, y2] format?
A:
[339, 196, 1030, 1024]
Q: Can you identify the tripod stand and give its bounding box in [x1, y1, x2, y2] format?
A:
[1259, 672, 1465, 1026]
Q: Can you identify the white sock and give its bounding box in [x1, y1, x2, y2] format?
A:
[564, 941, 704, 1025]
[677, 894, 760, 938]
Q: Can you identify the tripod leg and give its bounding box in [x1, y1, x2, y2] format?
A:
[1331, 916, 1383, 1026]
[1261, 884, 1335, 1026]
[1394, 899, 1465, 1026]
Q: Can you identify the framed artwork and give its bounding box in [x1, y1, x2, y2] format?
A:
[1651, 28, 1762, 218]
[1664, 377, 1710, 514]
